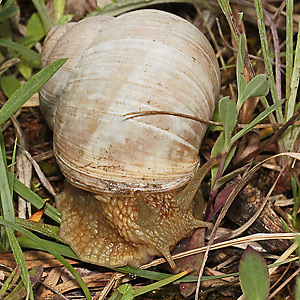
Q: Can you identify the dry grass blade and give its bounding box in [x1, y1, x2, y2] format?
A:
[268, 243, 298, 283]
[269, 268, 300, 298]
[215, 160, 285, 242]
[39, 272, 113, 298]
[262, 7, 282, 99]
[123, 110, 221, 126]
[216, 18, 274, 64]
[95, 272, 124, 300]
[38, 282, 69, 300]
[10, 115, 33, 219]
[195, 153, 300, 298]
[124, 110, 300, 131]
[20, 148, 56, 197]
[0, 251, 78, 269]
[140, 232, 300, 270]
[237, 107, 300, 167]
[37, 267, 63, 298]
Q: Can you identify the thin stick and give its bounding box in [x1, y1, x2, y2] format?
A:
[269, 267, 300, 299]
[140, 232, 300, 270]
[123, 110, 300, 129]
[123, 110, 221, 126]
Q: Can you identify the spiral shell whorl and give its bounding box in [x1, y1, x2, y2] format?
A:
[39, 16, 113, 129]
[40, 9, 220, 195]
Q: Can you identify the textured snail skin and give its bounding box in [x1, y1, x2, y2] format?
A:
[56, 159, 215, 268]
[39, 9, 220, 268]
[56, 183, 198, 268]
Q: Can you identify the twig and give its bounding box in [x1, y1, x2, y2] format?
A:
[123, 110, 221, 126]
[10, 113, 33, 219]
[140, 232, 300, 270]
[216, 18, 285, 67]
[269, 267, 300, 299]
[94, 272, 124, 300]
[194, 6, 235, 98]
[237, 106, 300, 167]
[214, 162, 284, 243]
[20, 147, 56, 197]
[124, 109, 300, 129]
[39, 282, 69, 300]
[263, 8, 282, 100]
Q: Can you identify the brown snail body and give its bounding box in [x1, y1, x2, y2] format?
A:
[39, 9, 220, 268]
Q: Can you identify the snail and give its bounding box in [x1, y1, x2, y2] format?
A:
[39, 9, 220, 268]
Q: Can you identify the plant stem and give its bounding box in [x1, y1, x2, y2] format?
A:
[253, 0, 283, 123]
[286, 0, 294, 100]
[31, 0, 52, 32]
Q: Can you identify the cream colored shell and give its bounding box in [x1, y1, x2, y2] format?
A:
[39, 9, 220, 194]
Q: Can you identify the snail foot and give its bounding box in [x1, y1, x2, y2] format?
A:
[56, 182, 156, 267]
[56, 181, 206, 268]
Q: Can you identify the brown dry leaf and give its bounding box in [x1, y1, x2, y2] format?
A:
[29, 209, 44, 222]
[21, 92, 39, 108]
[12, 115, 33, 219]
[180, 228, 205, 297]
[65, 0, 97, 20]
[22, 148, 56, 197]
[37, 267, 64, 298]
[229, 1, 299, 32]
[0, 251, 78, 269]
[231, 4, 259, 124]
[40, 272, 113, 298]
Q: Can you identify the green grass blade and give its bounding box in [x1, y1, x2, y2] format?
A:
[286, 21, 300, 122]
[0, 6, 18, 20]
[0, 58, 66, 126]
[12, 176, 61, 223]
[0, 217, 91, 300]
[230, 99, 284, 145]
[0, 264, 22, 296]
[15, 218, 65, 243]
[133, 269, 190, 297]
[236, 35, 247, 106]
[0, 131, 8, 175]
[2, 0, 16, 9]
[9, 138, 17, 196]
[116, 266, 205, 282]
[94, 0, 208, 17]
[0, 141, 15, 225]
[54, 0, 66, 24]
[108, 284, 133, 300]
[17, 235, 78, 259]
[286, 0, 294, 100]
[6, 229, 34, 300]
[217, 0, 239, 43]
[0, 131, 8, 248]
[253, 0, 283, 123]
[0, 138, 33, 299]
[296, 276, 300, 300]
[0, 38, 40, 63]
[31, 0, 52, 32]
[282, 21, 300, 152]
[110, 271, 193, 299]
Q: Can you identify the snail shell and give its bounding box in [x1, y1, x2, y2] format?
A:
[40, 9, 220, 268]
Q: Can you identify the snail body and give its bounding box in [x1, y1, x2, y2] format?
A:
[40, 9, 220, 268]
